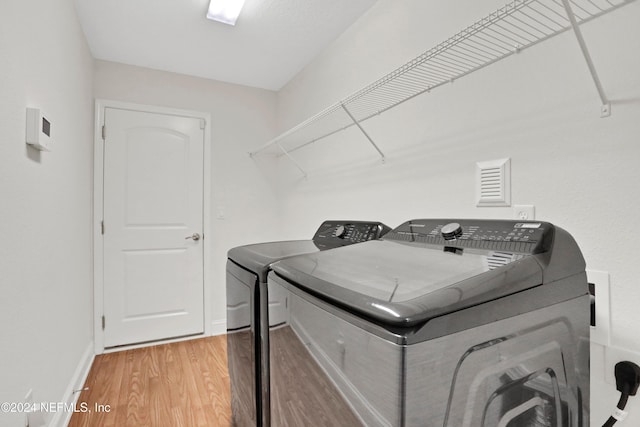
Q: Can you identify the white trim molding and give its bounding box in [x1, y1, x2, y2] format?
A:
[49, 342, 95, 427]
[210, 318, 227, 336]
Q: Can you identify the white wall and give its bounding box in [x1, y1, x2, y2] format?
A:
[93, 60, 281, 333]
[0, 0, 94, 426]
[275, 0, 640, 424]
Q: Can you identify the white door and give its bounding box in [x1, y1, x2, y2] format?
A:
[102, 107, 205, 348]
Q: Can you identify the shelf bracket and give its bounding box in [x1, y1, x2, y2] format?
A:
[340, 103, 386, 163]
[560, 0, 611, 117]
[276, 142, 308, 179]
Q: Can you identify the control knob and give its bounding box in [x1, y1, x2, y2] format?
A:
[441, 222, 463, 240]
[334, 225, 347, 238]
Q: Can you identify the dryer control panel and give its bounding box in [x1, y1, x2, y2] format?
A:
[313, 220, 391, 250]
[385, 219, 553, 254]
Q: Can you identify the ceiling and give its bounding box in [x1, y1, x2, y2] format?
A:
[74, 0, 377, 91]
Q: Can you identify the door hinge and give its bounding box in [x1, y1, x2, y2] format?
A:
[101, 125, 106, 140]
[199, 118, 206, 130]
[101, 315, 105, 330]
[101, 220, 105, 235]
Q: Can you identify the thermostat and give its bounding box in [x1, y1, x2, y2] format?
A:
[26, 108, 52, 151]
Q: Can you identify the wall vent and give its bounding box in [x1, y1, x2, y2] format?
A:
[476, 158, 511, 207]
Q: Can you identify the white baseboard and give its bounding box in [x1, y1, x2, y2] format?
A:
[49, 341, 95, 427]
[211, 318, 226, 336]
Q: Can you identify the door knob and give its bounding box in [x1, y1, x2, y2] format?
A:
[185, 233, 201, 241]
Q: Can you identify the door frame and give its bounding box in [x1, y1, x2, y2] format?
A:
[93, 99, 212, 354]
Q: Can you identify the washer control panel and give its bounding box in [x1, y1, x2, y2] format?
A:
[386, 219, 552, 254]
[313, 220, 391, 250]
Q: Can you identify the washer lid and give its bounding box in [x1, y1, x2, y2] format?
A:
[228, 240, 320, 280]
[271, 239, 544, 327]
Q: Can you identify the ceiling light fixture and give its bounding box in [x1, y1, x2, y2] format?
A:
[206, 0, 246, 26]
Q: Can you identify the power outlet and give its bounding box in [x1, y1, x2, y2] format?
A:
[587, 269, 611, 347]
[513, 204, 535, 220]
[23, 389, 46, 427]
[24, 389, 33, 427]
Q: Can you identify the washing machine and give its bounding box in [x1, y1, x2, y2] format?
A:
[267, 219, 590, 426]
[226, 220, 391, 427]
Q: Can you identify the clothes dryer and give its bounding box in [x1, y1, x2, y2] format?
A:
[226, 220, 390, 426]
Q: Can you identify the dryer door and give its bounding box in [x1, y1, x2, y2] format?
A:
[226, 261, 259, 426]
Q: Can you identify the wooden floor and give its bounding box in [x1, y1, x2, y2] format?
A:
[68, 335, 232, 427]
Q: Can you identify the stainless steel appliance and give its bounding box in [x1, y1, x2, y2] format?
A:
[267, 219, 590, 426]
[226, 220, 391, 426]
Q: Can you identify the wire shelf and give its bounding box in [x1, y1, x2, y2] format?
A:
[250, 0, 636, 174]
